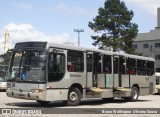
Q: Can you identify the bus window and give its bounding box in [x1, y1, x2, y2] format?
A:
[126, 58, 136, 75]
[48, 53, 65, 82]
[119, 57, 126, 75]
[137, 60, 146, 76]
[94, 53, 102, 73]
[114, 58, 118, 74]
[67, 50, 84, 72]
[87, 54, 92, 72]
[103, 55, 112, 74]
[147, 61, 154, 76]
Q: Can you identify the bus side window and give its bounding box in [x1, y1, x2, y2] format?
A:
[114, 58, 118, 74]
[147, 61, 154, 76]
[67, 50, 84, 72]
[130, 68, 136, 75]
[119, 57, 126, 75]
[68, 62, 75, 72]
[137, 60, 146, 76]
[87, 54, 92, 72]
[126, 58, 136, 75]
[103, 55, 112, 74]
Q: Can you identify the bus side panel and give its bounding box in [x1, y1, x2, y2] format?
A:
[97, 74, 105, 88]
[87, 72, 93, 88]
[114, 74, 119, 87]
[121, 75, 129, 87]
[149, 75, 156, 94]
[104, 74, 113, 88]
[130, 75, 150, 96]
[47, 73, 86, 88]
[130, 76, 149, 87]
[46, 89, 68, 101]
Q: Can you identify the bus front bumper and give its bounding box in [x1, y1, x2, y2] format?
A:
[6, 89, 46, 100]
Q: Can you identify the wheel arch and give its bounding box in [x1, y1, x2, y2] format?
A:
[132, 84, 140, 93]
[69, 83, 83, 95]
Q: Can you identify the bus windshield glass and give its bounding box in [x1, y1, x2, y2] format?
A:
[8, 50, 46, 83]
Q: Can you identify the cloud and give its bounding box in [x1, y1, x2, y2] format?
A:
[123, 0, 160, 16]
[53, 2, 87, 15]
[0, 23, 76, 54]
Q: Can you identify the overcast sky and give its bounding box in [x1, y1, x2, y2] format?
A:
[0, 0, 160, 54]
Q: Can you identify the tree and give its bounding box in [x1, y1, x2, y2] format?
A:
[88, 0, 138, 53]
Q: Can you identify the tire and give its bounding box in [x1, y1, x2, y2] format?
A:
[36, 100, 50, 105]
[65, 87, 81, 106]
[124, 87, 139, 102]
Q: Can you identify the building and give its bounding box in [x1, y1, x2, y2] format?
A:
[133, 8, 160, 72]
[2, 30, 11, 54]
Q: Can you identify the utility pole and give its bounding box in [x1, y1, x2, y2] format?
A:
[74, 29, 84, 46]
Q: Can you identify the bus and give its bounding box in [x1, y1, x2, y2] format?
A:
[0, 65, 8, 90]
[155, 72, 160, 93]
[6, 41, 156, 106]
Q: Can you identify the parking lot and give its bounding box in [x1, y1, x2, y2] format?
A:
[0, 92, 160, 117]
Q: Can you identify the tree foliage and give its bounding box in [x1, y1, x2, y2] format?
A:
[88, 0, 138, 53]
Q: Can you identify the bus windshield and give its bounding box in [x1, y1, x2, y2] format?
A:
[8, 50, 46, 83]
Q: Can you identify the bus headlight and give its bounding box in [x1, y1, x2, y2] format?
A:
[31, 89, 43, 93]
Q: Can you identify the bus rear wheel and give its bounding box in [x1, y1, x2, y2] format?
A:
[124, 87, 139, 102]
[36, 100, 50, 105]
[65, 87, 81, 106]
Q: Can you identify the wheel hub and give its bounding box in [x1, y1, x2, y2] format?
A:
[69, 92, 77, 102]
[133, 90, 138, 99]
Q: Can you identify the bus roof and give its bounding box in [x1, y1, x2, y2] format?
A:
[14, 41, 155, 62]
[48, 42, 155, 61]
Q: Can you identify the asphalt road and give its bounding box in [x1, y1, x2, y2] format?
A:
[0, 92, 160, 117]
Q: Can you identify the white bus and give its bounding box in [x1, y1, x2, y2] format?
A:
[6, 41, 156, 106]
[0, 65, 8, 90]
[155, 72, 160, 93]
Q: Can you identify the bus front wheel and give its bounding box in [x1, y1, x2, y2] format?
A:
[65, 87, 81, 106]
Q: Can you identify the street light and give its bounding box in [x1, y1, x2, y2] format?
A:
[74, 29, 84, 46]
